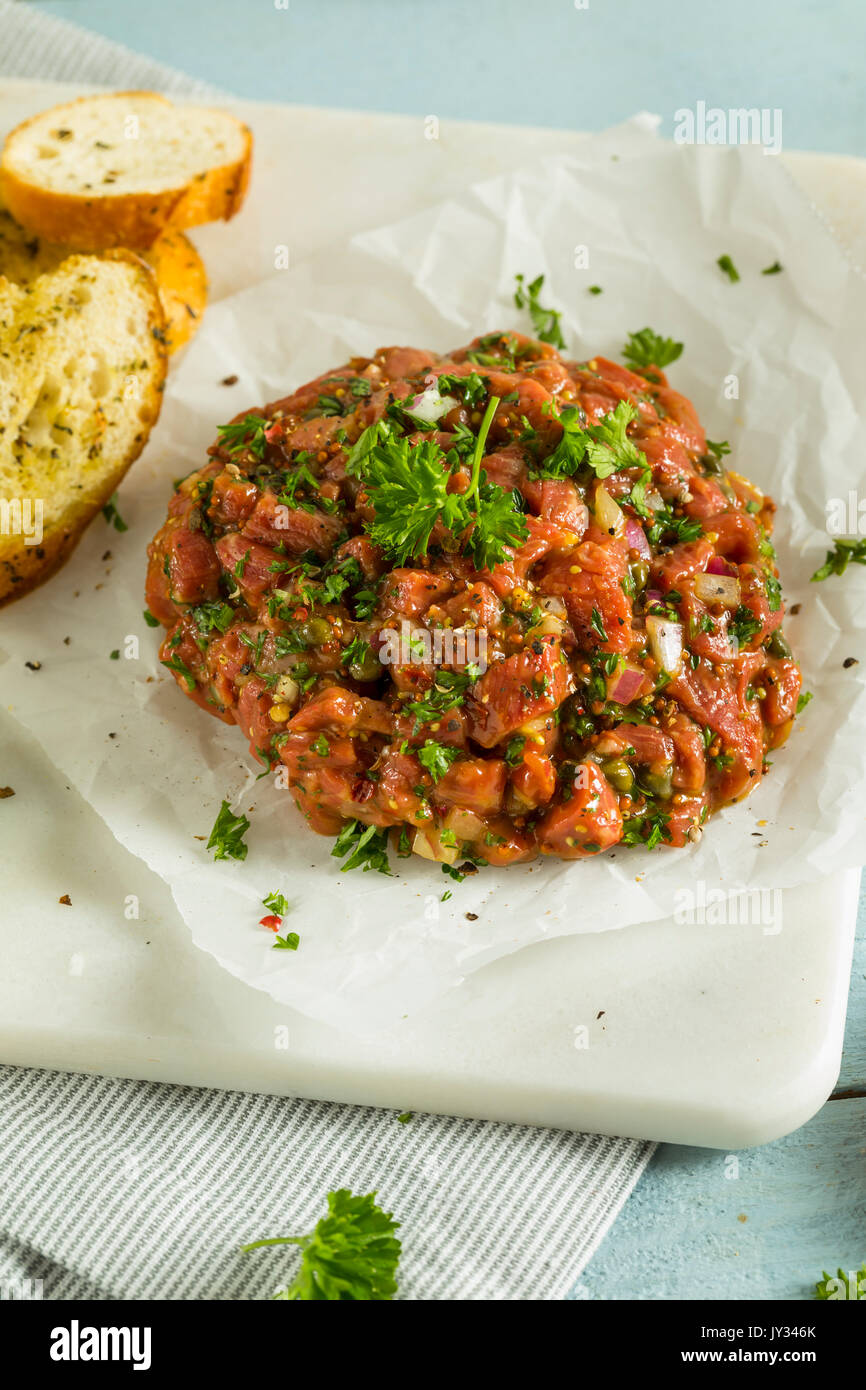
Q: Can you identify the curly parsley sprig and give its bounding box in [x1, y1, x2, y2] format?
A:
[242, 1189, 401, 1300]
[348, 396, 527, 568]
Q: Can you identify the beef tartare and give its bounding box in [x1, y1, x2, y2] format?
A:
[146, 329, 802, 870]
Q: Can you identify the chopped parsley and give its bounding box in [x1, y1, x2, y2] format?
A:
[729, 605, 762, 648]
[622, 327, 684, 371]
[263, 890, 290, 915]
[332, 819, 392, 875]
[513, 272, 566, 349]
[207, 800, 251, 861]
[761, 261, 783, 276]
[273, 931, 300, 951]
[504, 734, 526, 767]
[417, 741, 461, 783]
[811, 538, 866, 582]
[217, 413, 267, 459]
[716, 254, 740, 283]
[161, 655, 196, 691]
[102, 493, 128, 532]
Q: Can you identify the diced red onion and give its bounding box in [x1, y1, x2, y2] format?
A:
[646, 614, 683, 675]
[645, 588, 663, 604]
[706, 555, 736, 576]
[694, 572, 741, 607]
[607, 663, 646, 705]
[625, 518, 651, 559]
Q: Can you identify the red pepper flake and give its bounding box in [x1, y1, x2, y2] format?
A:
[264, 421, 283, 443]
[259, 914, 282, 931]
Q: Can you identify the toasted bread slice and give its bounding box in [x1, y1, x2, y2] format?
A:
[0, 206, 207, 353]
[0, 91, 252, 250]
[0, 252, 166, 606]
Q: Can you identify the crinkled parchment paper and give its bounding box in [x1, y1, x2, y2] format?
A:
[3, 119, 866, 1033]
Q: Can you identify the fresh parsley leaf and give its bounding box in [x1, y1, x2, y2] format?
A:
[622, 328, 684, 371]
[207, 800, 250, 861]
[332, 820, 392, 875]
[704, 438, 731, 461]
[762, 261, 783, 275]
[143, 608, 160, 628]
[102, 492, 128, 532]
[417, 741, 461, 783]
[513, 272, 566, 349]
[538, 400, 645, 481]
[263, 890, 290, 915]
[242, 1188, 401, 1301]
[622, 807, 672, 850]
[717, 254, 740, 283]
[796, 691, 813, 715]
[436, 371, 488, 407]
[590, 607, 608, 641]
[190, 600, 235, 635]
[273, 931, 300, 951]
[217, 413, 268, 459]
[814, 1263, 865, 1301]
[810, 537, 866, 582]
[646, 510, 703, 547]
[504, 734, 526, 767]
[311, 734, 330, 757]
[729, 605, 762, 648]
[161, 655, 196, 690]
[588, 285, 603, 295]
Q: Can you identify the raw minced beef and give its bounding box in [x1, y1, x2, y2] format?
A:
[146, 330, 802, 868]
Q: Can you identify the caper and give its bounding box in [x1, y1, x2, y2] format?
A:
[299, 616, 332, 646]
[718, 479, 736, 504]
[767, 629, 792, 659]
[636, 766, 673, 800]
[629, 559, 650, 592]
[559, 695, 595, 754]
[601, 757, 635, 793]
[349, 649, 383, 683]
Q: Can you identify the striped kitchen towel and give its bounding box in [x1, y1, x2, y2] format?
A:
[0, 0, 653, 1301]
[0, 1065, 652, 1301]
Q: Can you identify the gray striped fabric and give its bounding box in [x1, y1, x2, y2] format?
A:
[0, 1, 654, 1301]
[0, 1066, 652, 1301]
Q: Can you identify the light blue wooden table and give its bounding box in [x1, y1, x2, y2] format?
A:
[32, 0, 865, 1300]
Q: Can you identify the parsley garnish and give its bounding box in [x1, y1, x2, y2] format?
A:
[537, 399, 645, 481]
[417, 741, 461, 783]
[263, 890, 290, 915]
[796, 691, 813, 714]
[350, 396, 526, 568]
[622, 806, 672, 850]
[810, 538, 866, 582]
[729, 605, 762, 648]
[161, 655, 196, 690]
[504, 734, 526, 767]
[273, 931, 300, 951]
[704, 438, 731, 461]
[717, 254, 740, 283]
[762, 261, 783, 275]
[622, 328, 683, 371]
[143, 608, 160, 628]
[590, 606, 608, 641]
[332, 820, 392, 875]
[646, 510, 703, 547]
[217, 413, 267, 459]
[190, 600, 235, 635]
[207, 800, 250, 861]
[814, 1263, 865, 1301]
[513, 272, 566, 349]
[102, 492, 128, 532]
[242, 1189, 401, 1301]
[436, 371, 488, 407]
